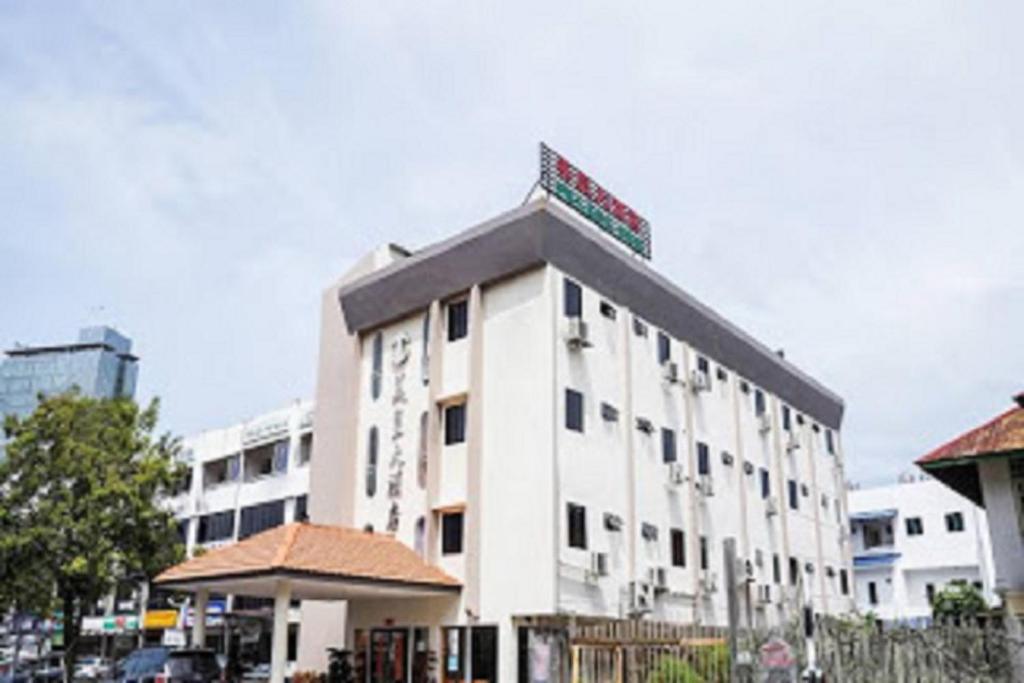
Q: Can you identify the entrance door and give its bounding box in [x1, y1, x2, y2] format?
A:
[370, 629, 408, 683]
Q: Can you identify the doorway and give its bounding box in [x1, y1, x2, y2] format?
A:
[370, 629, 408, 683]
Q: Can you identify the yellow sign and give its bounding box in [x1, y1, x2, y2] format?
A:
[143, 610, 179, 630]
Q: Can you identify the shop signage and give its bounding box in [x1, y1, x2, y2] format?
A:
[539, 143, 651, 260]
[82, 615, 140, 635]
[143, 610, 179, 630]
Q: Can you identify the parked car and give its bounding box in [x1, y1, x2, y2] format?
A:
[115, 648, 220, 683]
[30, 653, 64, 683]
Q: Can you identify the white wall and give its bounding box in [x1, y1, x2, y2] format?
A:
[979, 459, 1024, 592]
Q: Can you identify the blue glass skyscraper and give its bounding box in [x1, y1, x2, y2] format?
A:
[0, 325, 139, 421]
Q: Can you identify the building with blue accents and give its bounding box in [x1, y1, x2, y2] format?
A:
[0, 325, 139, 421]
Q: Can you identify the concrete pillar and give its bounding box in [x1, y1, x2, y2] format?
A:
[271, 582, 292, 683]
[192, 589, 208, 647]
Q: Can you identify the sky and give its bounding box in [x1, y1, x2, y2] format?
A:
[1, 1, 1022, 486]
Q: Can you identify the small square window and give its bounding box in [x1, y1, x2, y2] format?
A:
[447, 300, 469, 341]
[444, 404, 467, 445]
[600, 402, 619, 422]
[442, 512, 464, 555]
[906, 517, 924, 536]
[641, 522, 659, 542]
[715, 367, 727, 382]
[599, 301, 617, 320]
[721, 451, 734, 466]
[739, 381, 750, 394]
[633, 318, 648, 337]
[945, 512, 965, 533]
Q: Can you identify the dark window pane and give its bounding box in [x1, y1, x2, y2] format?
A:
[567, 503, 587, 550]
[697, 442, 710, 475]
[294, 495, 308, 522]
[444, 404, 467, 445]
[754, 390, 766, 416]
[760, 468, 771, 499]
[773, 554, 781, 584]
[366, 426, 379, 497]
[657, 332, 671, 364]
[565, 389, 584, 433]
[442, 512, 464, 554]
[699, 536, 708, 570]
[671, 529, 686, 568]
[782, 405, 791, 431]
[788, 480, 798, 510]
[661, 428, 677, 464]
[447, 300, 469, 341]
[563, 279, 582, 317]
[371, 333, 383, 400]
[239, 499, 285, 539]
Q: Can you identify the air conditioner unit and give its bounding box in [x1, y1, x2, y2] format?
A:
[757, 413, 772, 434]
[565, 317, 592, 350]
[648, 566, 669, 592]
[588, 552, 610, 579]
[700, 572, 718, 594]
[689, 369, 710, 393]
[785, 432, 800, 453]
[629, 581, 654, 615]
[667, 462, 686, 487]
[661, 361, 681, 385]
[765, 496, 780, 517]
[636, 417, 654, 434]
[757, 584, 773, 604]
[698, 474, 715, 497]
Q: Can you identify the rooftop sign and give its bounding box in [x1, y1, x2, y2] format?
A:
[539, 142, 651, 259]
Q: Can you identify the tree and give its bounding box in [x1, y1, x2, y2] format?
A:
[0, 391, 186, 683]
[931, 579, 988, 621]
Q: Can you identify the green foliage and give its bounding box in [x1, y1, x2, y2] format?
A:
[647, 655, 702, 683]
[647, 645, 730, 683]
[931, 580, 988, 620]
[0, 391, 185, 679]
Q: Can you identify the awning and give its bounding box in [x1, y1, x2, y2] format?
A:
[155, 522, 461, 600]
[854, 552, 901, 568]
[849, 509, 897, 522]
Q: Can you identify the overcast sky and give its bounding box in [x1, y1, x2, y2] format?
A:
[1, 2, 1021, 486]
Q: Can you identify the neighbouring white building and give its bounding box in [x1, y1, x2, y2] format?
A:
[847, 476, 996, 623]
[297, 191, 853, 681]
[164, 400, 314, 664]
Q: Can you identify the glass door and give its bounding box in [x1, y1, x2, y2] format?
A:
[370, 629, 408, 683]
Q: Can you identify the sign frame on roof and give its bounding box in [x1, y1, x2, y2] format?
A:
[539, 143, 652, 259]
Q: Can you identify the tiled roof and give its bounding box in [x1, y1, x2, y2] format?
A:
[155, 523, 460, 589]
[917, 398, 1024, 467]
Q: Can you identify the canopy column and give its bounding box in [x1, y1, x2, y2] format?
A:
[192, 588, 209, 647]
[271, 581, 292, 683]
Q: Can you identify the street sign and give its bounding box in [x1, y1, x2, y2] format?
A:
[539, 143, 652, 259]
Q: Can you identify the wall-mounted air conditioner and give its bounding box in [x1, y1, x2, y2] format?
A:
[648, 566, 669, 593]
[565, 317, 592, 350]
[667, 462, 686, 487]
[689, 370, 710, 393]
[662, 361, 681, 385]
[758, 413, 772, 434]
[700, 572, 718, 594]
[636, 417, 654, 434]
[588, 552, 610, 580]
[757, 584, 773, 604]
[785, 432, 800, 453]
[629, 581, 654, 615]
[698, 474, 715, 497]
[765, 496, 780, 517]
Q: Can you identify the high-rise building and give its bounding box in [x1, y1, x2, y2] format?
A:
[0, 325, 139, 420]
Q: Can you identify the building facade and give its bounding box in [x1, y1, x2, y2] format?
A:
[299, 198, 854, 681]
[848, 476, 996, 623]
[0, 325, 138, 420]
[164, 400, 314, 667]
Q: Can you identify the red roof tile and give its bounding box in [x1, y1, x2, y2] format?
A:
[917, 400, 1024, 467]
[155, 523, 460, 589]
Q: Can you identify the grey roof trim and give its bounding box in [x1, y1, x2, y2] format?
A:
[338, 201, 845, 428]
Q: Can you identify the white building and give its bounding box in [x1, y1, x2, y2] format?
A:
[293, 193, 854, 680]
[847, 476, 996, 623]
[165, 400, 314, 662]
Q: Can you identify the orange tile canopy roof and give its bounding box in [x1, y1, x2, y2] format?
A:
[155, 522, 460, 590]
[917, 395, 1024, 467]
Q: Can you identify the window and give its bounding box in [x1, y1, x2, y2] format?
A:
[760, 468, 771, 499]
[661, 428, 677, 463]
[366, 427, 378, 497]
[906, 517, 924, 536]
[788, 480, 798, 510]
[239, 499, 286, 539]
[447, 299, 469, 341]
[671, 529, 686, 567]
[868, 581, 878, 605]
[945, 511, 965, 532]
[444, 403, 467, 445]
[716, 367, 728, 382]
[772, 554, 781, 584]
[800, 483, 809, 498]
[697, 356, 710, 377]
[754, 389, 766, 416]
[826, 429, 835, 454]
[657, 332, 671, 364]
[697, 442, 710, 475]
[926, 583, 936, 604]
[294, 495, 308, 522]
[563, 278, 582, 318]
[196, 511, 235, 543]
[414, 516, 426, 557]
[370, 332, 383, 399]
[421, 309, 431, 385]
[633, 317, 648, 337]
[567, 503, 587, 550]
[599, 301, 616, 320]
[641, 522, 659, 542]
[600, 402, 619, 422]
[740, 380, 750, 394]
[441, 512, 464, 555]
[565, 389, 584, 433]
[789, 557, 799, 586]
[699, 536, 709, 570]
[298, 433, 313, 465]
[840, 569, 849, 595]
[782, 405, 791, 431]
